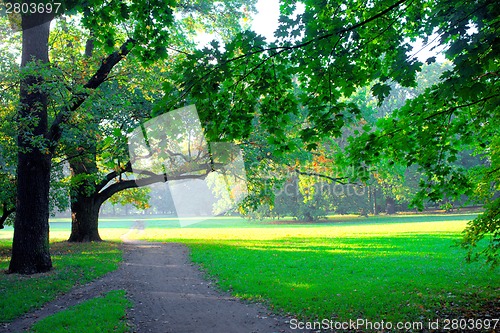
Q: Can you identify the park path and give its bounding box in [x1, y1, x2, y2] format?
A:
[1, 241, 310, 333]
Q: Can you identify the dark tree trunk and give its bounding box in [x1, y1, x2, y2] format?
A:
[68, 193, 102, 242]
[9, 13, 54, 274]
[386, 196, 396, 215]
[68, 152, 102, 242]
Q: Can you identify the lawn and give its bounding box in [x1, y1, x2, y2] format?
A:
[135, 214, 499, 324]
[0, 240, 122, 322]
[30, 290, 131, 333]
[0, 213, 498, 328]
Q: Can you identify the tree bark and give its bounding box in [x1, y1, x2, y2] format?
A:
[9, 13, 54, 274]
[68, 150, 102, 242]
[68, 193, 102, 242]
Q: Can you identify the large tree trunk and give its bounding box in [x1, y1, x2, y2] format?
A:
[68, 193, 102, 242]
[9, 13, 54, 274]
[68, 151, 102, 242]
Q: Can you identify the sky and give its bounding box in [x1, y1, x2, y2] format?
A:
[251, 0, 281, 42]
[198, 0, 445, 63]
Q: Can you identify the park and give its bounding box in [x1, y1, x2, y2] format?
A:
[0, 214, 499, 331]
[0, 0, 499, 332]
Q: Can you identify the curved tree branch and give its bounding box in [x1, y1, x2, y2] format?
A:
[95, 161, 133, 193]
[96, 171, 211, 205]
[47, 39, 136, 149]
[0, 203, 15, 229]
[292, 168, 350, 185]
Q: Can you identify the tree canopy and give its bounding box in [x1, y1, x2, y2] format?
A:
[164, 0, 499, 264]
[1, 0, 499, 272]
[1, 0, 255, 273]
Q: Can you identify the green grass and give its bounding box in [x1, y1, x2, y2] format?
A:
[0, 214, 498, 327]
[135, 214, 499, 323]
[30, 290, 131, 333]
[0, 241, 122, 322]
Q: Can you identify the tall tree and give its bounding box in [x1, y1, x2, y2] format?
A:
[9, 11, 55, 274]
[7, 0, 178, 273]
[5, 0, 257, 267]
[54, 2, 253, 242]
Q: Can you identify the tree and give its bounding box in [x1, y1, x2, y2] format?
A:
[53, 2, 254, 242]
[166, 0, 499, 263]
[6, 0, 190, 273]
[3, 0, 257, 265]
[5, 0, 499, 272]
[9, 11, 55, 274]
[343, 1, 499, 264]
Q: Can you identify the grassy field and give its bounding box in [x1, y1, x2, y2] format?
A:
[0, 213, 498, 328]
[0, 241, 122, 322]
[134, 214, 498, 323]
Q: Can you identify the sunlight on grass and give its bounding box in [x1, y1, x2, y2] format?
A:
[122, 214, 498, 323]
[1, 214, 496, 325]
[30, 290, 131, 333]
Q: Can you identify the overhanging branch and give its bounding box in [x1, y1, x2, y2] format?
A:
[96, 171, 210, 205]
[47, 39, 136, 150]
[95, 161, 132, 193]
[172, 0, 408, 108]
[293, 168, 350, 185]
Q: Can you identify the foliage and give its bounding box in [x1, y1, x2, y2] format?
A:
[462, 197, 500, 267]
[0, 1, 258, 244]
[2, 0, 499, 266]
[0, 16, 19, 227]
[50, 0, 259, 210]
[0, 241, 122, 322]
[30, 290, 131, 333]
[162, 0, 498, 260]
[345, 0, 499, 263]
[108, 187, 151, 210]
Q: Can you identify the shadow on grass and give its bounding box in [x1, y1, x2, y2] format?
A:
[0, 241, 122, 323]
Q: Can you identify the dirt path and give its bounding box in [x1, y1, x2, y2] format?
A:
[1, 241, 310, 333]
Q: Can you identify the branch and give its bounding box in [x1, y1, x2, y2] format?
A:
[95, 157, 226, 199]
[53, 150, 88, 167]
[96, 171, 210, 205]
[47, 39, 136, 149]
[95, 161, 132, 193]
[0, 203, 15, 229]
[293, 168, 350, 185]
[378, 93, 500, 140]
[169, 0, 408, 109]
[270, 0, 408, 54]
